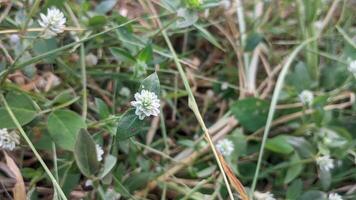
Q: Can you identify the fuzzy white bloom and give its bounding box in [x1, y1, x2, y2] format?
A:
[96, 144, 104, 162]
[299, 90, 314, 105]
[216, 139, 234, 156]
[85, 53, 98, 66]
[9, 34, 20, 44]
[328, 193, 343, 200]
[348, 60, 356, 74]
[316, 155, 334, 171]
[314, 20, 323, 30]
[38, 7, 66, 39]
[119, 87, 131, 97]
[221, 0, 231, 9]
[131, 90, 160, 120]
[0, 129, 20, 151]
[254, 191, 276, 200]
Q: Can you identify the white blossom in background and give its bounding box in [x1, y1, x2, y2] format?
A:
[131, 90, 160, 120]
[347, 60, 356, 75]
[299, 90, 314, 105]
[316, 154, 334, 171]
[328, 193, 343, 200]
[85, 53, 98, 66]
[221, 0, 231, 9]
[216, 138, 234, 156]
[38, 7, 66, 39]
[254, 191, 276, 200]
[0, 128, 20, 151]
[96, 144, 104, 162]
[314, 20, 323, 31]
[9, 34, 20, 45]
[119, 87, 131, 97]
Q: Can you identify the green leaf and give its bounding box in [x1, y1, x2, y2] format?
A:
[95, 98, 110, 119]
[0, 92, 37, 129]
[109, 47, 136, 63]
[194, 24, 225, 51]
[266, 135, 294, 155]
[74, 129, 100, 177]
[244, 32, 264, 52]
[33, 38, 58, 63]
[230, 97, 269, 132]
[47, 109, 86, 151]
[287, 179, 303, 200]
[137, 45, 153, 63]
[95, 0, 117, 14]
[98, 155, 117, 179]
[116, 109, 149, 140]
[298, 190, 326, 200]
[88, 15, 107, 27]
[176, 8, 198, 28]
[139, 72, 160, 96]
[284, 153, 303, 184]
[287, 136, 316, 158]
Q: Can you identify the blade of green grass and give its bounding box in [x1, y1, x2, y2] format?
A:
[249, 37, 316, 198]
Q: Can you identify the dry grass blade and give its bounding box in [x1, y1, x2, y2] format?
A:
[4, 152, 26, 200]
[217, 153, 249, 200]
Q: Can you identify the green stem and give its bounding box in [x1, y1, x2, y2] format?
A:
[0, 94, 68, 200]
[80, 44, 88, 119]
[249, 38, 316, 198]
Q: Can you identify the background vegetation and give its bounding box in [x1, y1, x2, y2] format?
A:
[0, 0, 355, 199]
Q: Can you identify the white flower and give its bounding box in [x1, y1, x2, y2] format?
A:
[38, 7, 66, 39]
[131, 90, 160, 120]
[348, 60, 356, 74]
[328, 193, 343, 200]
[0, 128, 20, 151]
[314, 20, 323, 30]
[119, 87, 131, 97]
[254, 191, 276, 200]
[216, 139, 234, 156]
[9, 34, 20, 44]
[316, 154, 334, 171]
[299, 90, 314, 105]
[85, 53, 98, 66]
[221, 0, 231, 9]
[96, 144, 104, 162]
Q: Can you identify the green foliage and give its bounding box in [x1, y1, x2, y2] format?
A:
[47, 109, 86, 151]
[231, 97, 269, 132]
[74, 129, 100, 177]
[0, 92, 37, 128]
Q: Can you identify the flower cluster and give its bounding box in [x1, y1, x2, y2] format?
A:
[348, 60, 356, 75]
[216, 138, 234, 156]
[299, 90, 314, 106]
[38, 7, 66, 39]
[328, 193, 343, 200]
[316, 154, 334, 171]
[254, 191, 276, 200]
[131, 90, 160, 120]
[0, 128, 20, 151]
[96, 144, 104, 162]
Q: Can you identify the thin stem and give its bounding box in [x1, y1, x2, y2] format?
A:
[80, 44, 88, 119]
[0, 94, 68, 200]
[249, 38, 316, 197]
[161, 30, 235, 200]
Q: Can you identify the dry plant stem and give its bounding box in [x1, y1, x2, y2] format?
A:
[318, 0, 341, 35]
[136, 117, 238, 196]
[0, 27, 86, 34]
[161, 30, 235, 200]
[0, 94, 68, 200]
[0, 2, 12, 24]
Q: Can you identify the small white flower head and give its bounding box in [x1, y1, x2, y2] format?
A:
[95, 144, 104, 162]
[221, 82, 229, 90]
[314, 20, 323, 30]
[119, 87, 131, 97]
[38, 7, 66, 39]
[84, 179, 93, 188]
[299, 90, 314, 105]
[216, 138, 234, 156]
[85, 53, 98, 66]
[220, 0, 231, 9]
[328, 193, 343, 200]
[316, 154, 334, 171]
[347, 60, 356, 75]
[0, 128, 20, 151]
[254, 191, 276, 200]
[9, 34, 20, 45]
[131, 90, 160, 120]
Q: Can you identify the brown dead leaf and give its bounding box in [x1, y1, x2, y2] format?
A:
[218, 152, 249, 200]
[4, 152, 26, 200]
